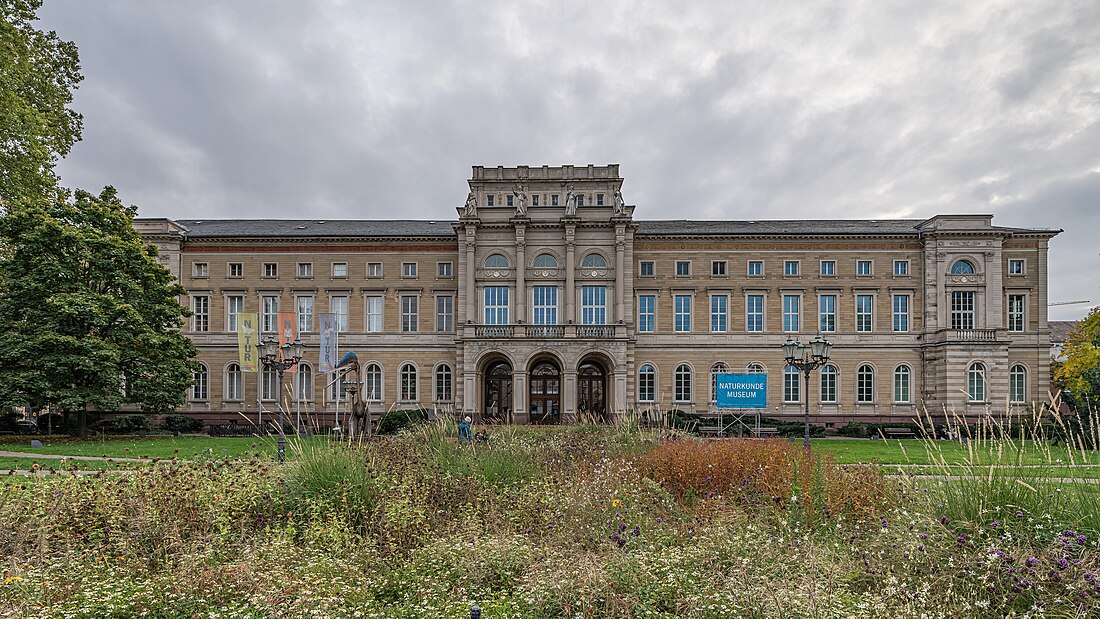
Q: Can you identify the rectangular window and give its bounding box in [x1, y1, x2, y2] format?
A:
[331, 296, 348, 332]
[296, 296, 313, 332]
[638, 369, 655, 402]
[746, 294, 764, 332]
[366, 295, 383, 332]
[748, 260, 763, 276]
[581, 286, 607, 325]
[856, 294, 873, 332]
[298, 262, 313, 278]
[712, 261, 727, 276]
[367, 262, 382, 278]
[710, 295, 728, 332]
[783, 294, 800, 332]
[784, 260, 799, 276]
[261, 369, 278, 400]
[192, 368, 208, 400]
[262, 295, 279, 332]
[263, 263, 278, 278]
[893, 260, 909, 276]
[819, 294, 836, 332]
[226, 295, 243, 332]
[401, 295, 419, 332]
[951, 291, 975, 330]
[675, 261, 691, 277]
[597, 193, 604, 206]
[437, 262, 453, 278]
[1008, 294, 1025, 332]
[576, 194, 585, 207]
[639, 261, 655, 277]
[193, 262, 208, 278]
[892, 294, 910, 332]
[228, 262, 243, 278]
[820, 260, 835, 276]
[483, 286, 509, 325]
[402, 262, 417, 278]
[857, 260, 872, 276]
[551, 194, 559, 206]
[638, 294, 655, 333]
[192, 296, 209, 332]
[506, 194, 514, 207]
[531, 194, 539, 207]
[1008, 259, 1024, 275]
[895, 370, 911, 404]
[783, 368, 800, 403]
[532, 286, 558, 325]
[820, 369, 837, 403]
[674, 294, 692, 332]
[332, 262, 347, 277]
[486, 195, 495, 207]
[436, 295, 454, 332]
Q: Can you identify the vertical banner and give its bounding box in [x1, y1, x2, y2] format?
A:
[278, 312, 298, 373]
[318, 312, 337, 373]
[237, 312, 258, 372]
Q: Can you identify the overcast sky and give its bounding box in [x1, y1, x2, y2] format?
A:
[37, 1, 1100, 320]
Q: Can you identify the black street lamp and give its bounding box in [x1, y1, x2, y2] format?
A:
[782, 335, 833, 450]
[257, 336, 304, 457]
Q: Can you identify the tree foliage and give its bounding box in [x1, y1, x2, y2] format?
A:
[0, 0, 83, 205]
[0, 187, 196, 425]
[1054, 307, 1100, 412]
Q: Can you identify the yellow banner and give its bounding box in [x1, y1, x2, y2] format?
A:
[237, 312, 258, 372]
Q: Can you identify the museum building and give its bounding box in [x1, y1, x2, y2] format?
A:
[136, 164, 1059, 428]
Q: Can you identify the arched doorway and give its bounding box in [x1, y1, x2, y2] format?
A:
[577, 360, 608, 422]
[483, 360, 512, 422]
[528, 360, 561, 425]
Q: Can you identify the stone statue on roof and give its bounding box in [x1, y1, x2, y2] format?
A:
[462, 191, 477, 217]
[613, 188, 627, 216]
[564, 184, 577, 216]
[513, 184, 528, 217]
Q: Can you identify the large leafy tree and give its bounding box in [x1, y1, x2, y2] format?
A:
[1055, 308, 1100, 414]
[0, 188, 196, 434]
[0, 0, 83, 205]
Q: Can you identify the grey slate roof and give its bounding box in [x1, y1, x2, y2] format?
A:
[176, 219, 458, 238]
[1050, 320, 1079, 344]
[635, 219, 927, 236]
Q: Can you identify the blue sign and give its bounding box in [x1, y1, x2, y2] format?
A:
[715, 373, 767, 409]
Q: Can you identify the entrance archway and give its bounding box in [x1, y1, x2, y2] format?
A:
[528, 360, 561, 425]
[577, 360, 608, 422]
[483, 360, 513, 422]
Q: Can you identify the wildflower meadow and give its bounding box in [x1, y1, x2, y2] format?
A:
[2, 414, 1100, 618]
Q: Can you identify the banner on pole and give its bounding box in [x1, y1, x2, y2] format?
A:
[278, 312, 298, 373]
[318, 313, 337, 373]
[236, 312, 258, 372]
[715, 373, 768, 409]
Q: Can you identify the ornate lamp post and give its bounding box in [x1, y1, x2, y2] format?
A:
[782, 335, 833, 450]
[257, 336, 303, 460]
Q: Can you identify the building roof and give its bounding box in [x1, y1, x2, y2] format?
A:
[1050, 320, 1079, 344]
[635, 219, 927, 235]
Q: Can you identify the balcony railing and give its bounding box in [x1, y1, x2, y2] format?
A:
[467, 324, 622, 340]
[951, 329, 998, 341]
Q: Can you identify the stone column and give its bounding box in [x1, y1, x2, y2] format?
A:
[615, 236, 625, 322]
[464, 235, 476, 324]
[563, 369, 577, 422]
[515, 225, 526, 324]
[565, 225, 576, 323]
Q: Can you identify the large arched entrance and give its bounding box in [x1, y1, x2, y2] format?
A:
[483, 360, 513, 422]
[528, 360, 561, 425]
[577, 359, 608, 422]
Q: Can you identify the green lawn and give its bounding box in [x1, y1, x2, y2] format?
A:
[0, 435, 301, 462]
[810, 437, 1100, 466]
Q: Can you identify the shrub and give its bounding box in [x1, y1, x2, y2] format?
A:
[759, 416, 826, 438]
[376, 408, 428, 435]
[284, 443, 378, 532]
[97, 413, 152, 434]
[161, 414, 204, 433]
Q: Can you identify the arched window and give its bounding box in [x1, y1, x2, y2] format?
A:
[950, 259, 975, 275]
[364, 363, 382, 401]
[710, 362, 730, 403]
[968, 362, 986, 402]
[484, 254, 509, 269]
[638, 364, 656, 402]
[893, 365, 911, 403]
[746, 362, 766, 374]
[581, 254, 607, 269]
[783, 366, 800, 403]
[820, 364, 837, 403]
[435, 364, 453, 402]
[674, 364, 692, 402]
[192, 364, 208, 400]
[533, 254, 558, 268]
[857, 364, 875, 403]
[297, 363, 313, 401]
[400, 363, 418, 401]
[261, 367, 278, 401]
[225, 363, 242, 401]
[1010, 364, 1027, 404]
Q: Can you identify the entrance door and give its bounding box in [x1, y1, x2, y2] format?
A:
[577, 362, 607, 421]
[528, 361, 561, 425]
[484, 361, 512, 421]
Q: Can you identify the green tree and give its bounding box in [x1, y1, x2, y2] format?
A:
[0, 0, 83, 205]
[1054, 307, 1100, 413]
[0, 187, 196, 435]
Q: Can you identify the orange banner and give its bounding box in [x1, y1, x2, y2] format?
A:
[278, 312, 298, 373]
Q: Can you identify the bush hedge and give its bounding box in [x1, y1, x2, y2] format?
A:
[376, 408, 429, 435]
[96, 413, 152, 434]
[161, 414, 204, 433]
